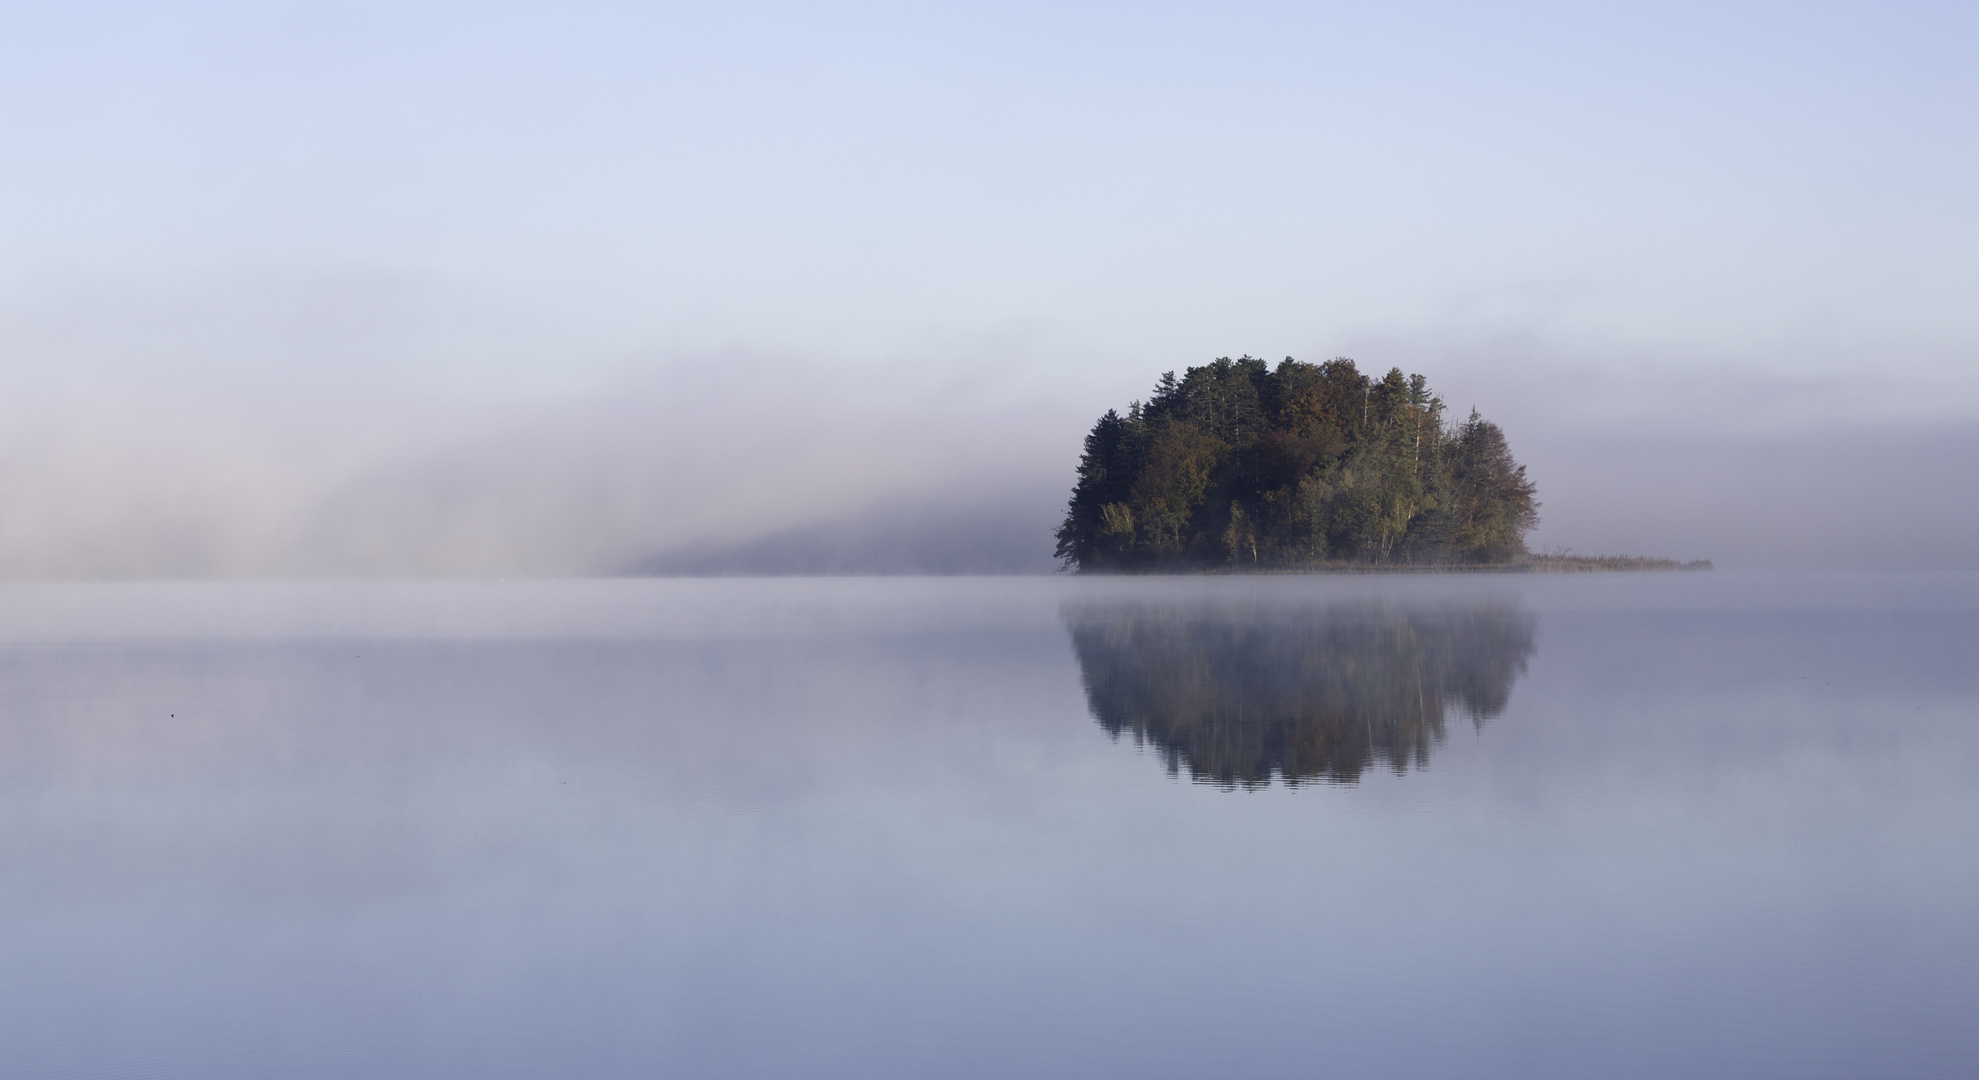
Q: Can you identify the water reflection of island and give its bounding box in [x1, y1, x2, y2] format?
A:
[1064, 600, 1537, 787]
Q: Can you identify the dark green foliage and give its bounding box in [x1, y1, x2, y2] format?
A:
[1055, 357, 1540, 570]
[1064, 600, 1538, 786]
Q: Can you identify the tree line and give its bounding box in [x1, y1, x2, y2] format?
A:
[1055, 356, 1539, 571]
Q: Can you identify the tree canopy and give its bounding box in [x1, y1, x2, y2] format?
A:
[1054, 356, 1539, 571]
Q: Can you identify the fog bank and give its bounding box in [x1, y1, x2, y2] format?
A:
[0, 369, 1079, 580]
[3, 3, 1975, 576]
[1521, 422, 1979, 569]
[0, 366, 1969, 578]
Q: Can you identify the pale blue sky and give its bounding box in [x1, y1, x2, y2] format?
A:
[1, 1, 1974, 572]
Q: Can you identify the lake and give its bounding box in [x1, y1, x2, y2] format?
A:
[0, 572, 1973, 1078]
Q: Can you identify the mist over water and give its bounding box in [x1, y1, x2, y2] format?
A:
[0, 361, 1970, 578]
[4, 5, 1976, 1078]
[0, 572, 1974, 1078]
[5, 268, 1972, 577]
[2, 3, 1975, 577]
[0, 371, 1080, 579]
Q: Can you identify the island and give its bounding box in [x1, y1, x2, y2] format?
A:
[1055, 355, 1707, 572]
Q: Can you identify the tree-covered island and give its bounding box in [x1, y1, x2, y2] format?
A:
[1056, 356, 1540, 571]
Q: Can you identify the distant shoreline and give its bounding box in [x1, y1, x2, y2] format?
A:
[1084, 554, 1714, 575]
[1519, 554, 1713, 573]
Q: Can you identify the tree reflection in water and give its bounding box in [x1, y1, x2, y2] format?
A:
[1064, 599, 1537, 787]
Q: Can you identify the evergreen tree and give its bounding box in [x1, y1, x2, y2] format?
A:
[1056, 358, 1539, 571]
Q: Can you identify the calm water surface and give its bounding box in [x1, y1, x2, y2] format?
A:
[0, 572, 1973, 1078]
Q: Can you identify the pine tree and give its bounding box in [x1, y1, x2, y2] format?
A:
[1055, 359, 1537, 571]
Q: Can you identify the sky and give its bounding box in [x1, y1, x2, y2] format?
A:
[1, 0, 1975, 575]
